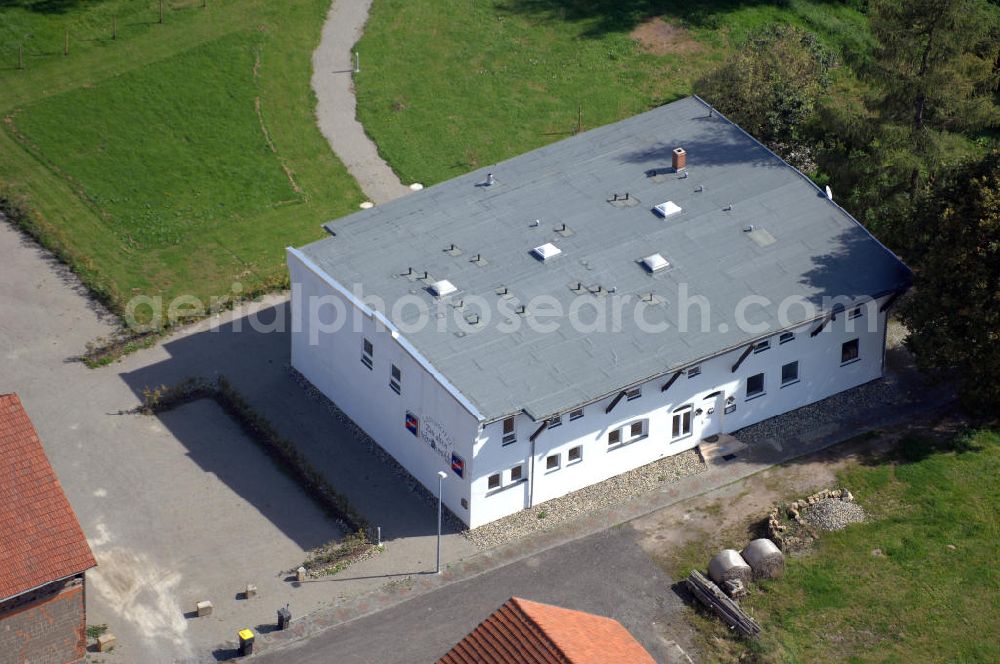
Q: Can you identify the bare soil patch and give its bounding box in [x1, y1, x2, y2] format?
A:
[630, 18, 703, 55]
[631, 425, 919, 583]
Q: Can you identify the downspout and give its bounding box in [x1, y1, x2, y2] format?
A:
[528, 436, 536, 509]
[527, 421, 548, 509]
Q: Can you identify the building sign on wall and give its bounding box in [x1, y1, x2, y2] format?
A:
[421, 417, 455, 451]
[451, 453, 465, 478]
[405, 412, 419, 436]
[408, 412, 460, 470]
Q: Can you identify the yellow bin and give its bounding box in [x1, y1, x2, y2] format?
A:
[238, 629, 255, 657]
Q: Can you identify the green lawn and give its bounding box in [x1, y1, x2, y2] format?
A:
[355, 0, 871, 186]
[0, 0, 362, 319]
[681, 428, 1000, 663]
[1, 0, 873, 323]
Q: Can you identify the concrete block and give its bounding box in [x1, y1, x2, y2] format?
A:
[196, 600, 213, 617]
[245, 584, 257, 599]
[97, 633, 117, 652]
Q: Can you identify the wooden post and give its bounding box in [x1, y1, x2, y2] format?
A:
[113, 16, 117, 40]
[18, 44, 24, 70]
[64, 28, 69, 56]
[576, 103, 582, 134]
[159, 0, 164, 24]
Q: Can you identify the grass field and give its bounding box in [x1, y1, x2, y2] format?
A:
[355, 0, 871, 186]
[671, 427, 1000, 663]
[1, 0, 874, 324]
[0, 0, 362, 319]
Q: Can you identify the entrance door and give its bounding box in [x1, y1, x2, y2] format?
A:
[700, 391, 725, 439]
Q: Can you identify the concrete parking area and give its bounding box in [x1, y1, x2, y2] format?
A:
[255, 524, 690, 664]
[0, 222, 476, 663]
[1, 218, 950, 663]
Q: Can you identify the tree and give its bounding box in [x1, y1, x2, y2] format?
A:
[694, 25, 836, 147]
[898, 151, 1000, 415]
[869, 0, 1000, 192]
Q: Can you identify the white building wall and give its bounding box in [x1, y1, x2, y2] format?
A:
[470, 297, 889, 526]
[288, 250, 480, 525]
[289, 247, 891, 529]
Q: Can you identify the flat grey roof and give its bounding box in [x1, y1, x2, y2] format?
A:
[298, 96, 910, 423]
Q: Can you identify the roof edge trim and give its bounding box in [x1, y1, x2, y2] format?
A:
[508, 289, 900, 425]
[287, 247, 485, 422]
[692, 94, 912, 280]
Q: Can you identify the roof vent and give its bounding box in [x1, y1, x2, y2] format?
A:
[653, 201, 682, 218]
[532, 243, 562, 261]
[672, 147, 686, 171]
[642, 253, 670, 273]
[429, 279, 457, 297]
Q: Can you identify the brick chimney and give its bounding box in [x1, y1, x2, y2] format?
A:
[672, 147, 686, 171]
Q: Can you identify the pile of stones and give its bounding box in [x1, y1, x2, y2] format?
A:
[768, 488, 863, 549]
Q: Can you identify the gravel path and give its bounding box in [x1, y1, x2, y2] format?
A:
[735, 377, 903, 448]
[311, 0, 412, 205]
[802, 499, 866, 531]
[466, 450, 707, 550]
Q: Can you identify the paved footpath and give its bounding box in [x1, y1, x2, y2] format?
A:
[312, 0, 412, 204]
[247, 383, 955, 661]
[254, 525, 691, 663]
[0, 220, 477, 664]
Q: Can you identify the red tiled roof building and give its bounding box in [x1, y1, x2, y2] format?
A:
[439, 597, 657, 664]
[1, 393, 97, 664]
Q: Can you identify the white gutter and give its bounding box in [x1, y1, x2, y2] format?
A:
[287, 247, 485, 422]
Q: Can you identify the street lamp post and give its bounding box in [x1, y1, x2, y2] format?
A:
[436, 470, 447, 574]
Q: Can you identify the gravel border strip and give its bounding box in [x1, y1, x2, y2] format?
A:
[465, 450, 707, 550]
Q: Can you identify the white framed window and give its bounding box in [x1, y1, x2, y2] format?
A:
[627, 420, 647, 441]
[779, 332, 794, 344]
[568, 445, 583, 463]
[546, 453, 560, 471]
[841, 338, 860, 364]
[687, 366, 701, 378]
[754, 340, 770, 353]
[626, 387, 641, 401]
[547, 415, 562, 428]
[848, 306, 863, 320]
[361, 338, 374, 370]
[671, 406, 692, 440]
[487, 473, 501, 490]
[781, 361, 799, 386]
[510, 465, 523, 482]
[569, 408, 584, 421]
[608, 429, 621, 446]
[389, 364, 401, 394]
[746, 372, 765, 399]
[502, 416, 516, 445]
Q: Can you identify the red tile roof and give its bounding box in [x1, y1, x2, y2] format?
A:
[438, 597, 657, 664]
[0, 394, 96, 601]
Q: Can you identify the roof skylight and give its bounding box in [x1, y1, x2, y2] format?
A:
[430, 279, 457, 297]
[653, 201, 682, 218]
[532, 243, 562, 261]
[642, 253, 670, 272]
